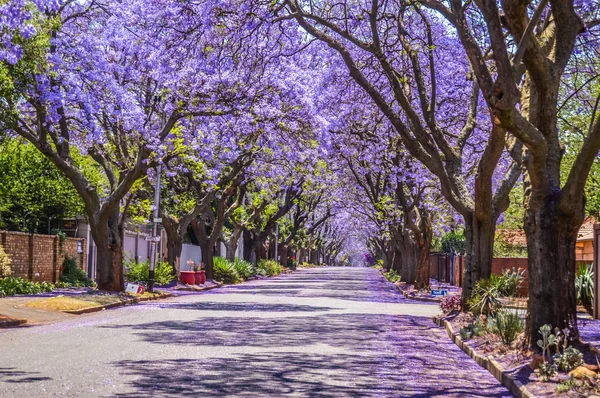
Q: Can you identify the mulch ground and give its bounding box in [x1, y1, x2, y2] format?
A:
[443, 312, 600, 397]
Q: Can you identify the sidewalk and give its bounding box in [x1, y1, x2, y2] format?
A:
[0, 296, 76, 325]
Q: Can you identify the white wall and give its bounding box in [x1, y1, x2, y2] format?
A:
[236, 235, 244, 260]
[180, 244, 202, 271]
[123, 231, 151, 263]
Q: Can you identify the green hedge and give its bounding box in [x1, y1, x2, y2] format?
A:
[0, 277, 54, 297]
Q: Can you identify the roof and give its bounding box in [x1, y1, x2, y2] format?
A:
[497, 217, 598, 245]
[577, 217, 597, 242]
[496, 229, 527, 246]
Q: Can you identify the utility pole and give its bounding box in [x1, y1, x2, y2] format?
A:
[275, 224, 279, 261]
[148, 165, 161, 292]
[148, 111, 165, 292]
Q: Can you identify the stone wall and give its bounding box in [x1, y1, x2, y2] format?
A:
[0, 231, 86, 283]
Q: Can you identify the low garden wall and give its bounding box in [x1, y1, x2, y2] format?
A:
[0, 231, 86, 283]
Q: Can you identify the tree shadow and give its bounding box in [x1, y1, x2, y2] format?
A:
[0, 367, 52, 384]
[149, 302, 334, 313]
[210, 273, 433, 305]
[105, 313, 511, 397]
[111, 351, 511, 397]
[105, 269, 511, 396]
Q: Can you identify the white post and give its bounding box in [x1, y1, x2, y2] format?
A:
[148, 164, 161, 292]
[275, 224, 279, 261]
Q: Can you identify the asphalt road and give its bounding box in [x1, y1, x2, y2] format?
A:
[0, 267, 512, 397]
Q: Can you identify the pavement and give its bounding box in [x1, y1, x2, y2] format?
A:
[0, 296, 77, 324]
[0, 267, 512, 397]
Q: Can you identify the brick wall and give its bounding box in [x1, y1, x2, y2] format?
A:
[0, 231, 86, 283]
[491, 257, 528, 296]
[429, 254, 530, 295]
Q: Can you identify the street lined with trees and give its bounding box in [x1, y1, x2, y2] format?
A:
[1, 0, 600, 388]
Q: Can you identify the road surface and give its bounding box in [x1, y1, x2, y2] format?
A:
[0, 267, 512, 397]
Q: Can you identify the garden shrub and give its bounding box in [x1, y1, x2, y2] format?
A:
[493, 309, 524, 345]
[233, 258, 253, 280]
[124, 258, 175, 286]
[0, 277, 54, 297]
[472, 315, 493, 337]
[300, 262, 324, 268]
[535, 362, 557, 382]
[0, 246, 12, 278]
[213, 257, 241, 284]
[286, 257, 297, 269]
[468, 279, 501, 316]
[575, 263, 593, 315]
[60, 256, 95, 287]
[495, 268, 525, 297]
[383, 269, 401, 283]
[553, 347, 584, 372]
[440, 294, 461, 314]
[257, 259, 283, 277]
[468, 270, 525, 316]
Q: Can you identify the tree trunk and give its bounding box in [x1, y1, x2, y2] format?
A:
[166, 238, 182, 275]
[298, 248, 306, 264]
[461, 212, 495, 305]
[279, 243, 289, 267]
[383, 247, 394, 272]
[92, 213, 124, 292]
[309, 248, 318, 265]
[255, 238, 268, 262]
[225, 225, 242, 262]
[525, 199, 580, 345]
[199, 240, 214, 280]
[414, 243, 431, 290]
[225, 239, 238, 262]
[243, 230, 255, 262]
[162, 220, 182, 274]
[395, 229, 416, 283]
[414, 224, 433, 290]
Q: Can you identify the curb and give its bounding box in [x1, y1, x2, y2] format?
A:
[433, 316, 536, 398]
[173, 282, 223, 292]
[0, 317, 27, 328]
[394, 285, 441, 304]
[62, 292, 172, 315]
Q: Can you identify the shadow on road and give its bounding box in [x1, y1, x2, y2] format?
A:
[150, 302, 335, 313]
[112, 350, 509, 397]
[0, 367, 52, 384]
[106, 311, 511, 397]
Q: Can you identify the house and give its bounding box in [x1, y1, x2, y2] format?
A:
[576, 217, 596, 263]
[496, 217, 596, 264]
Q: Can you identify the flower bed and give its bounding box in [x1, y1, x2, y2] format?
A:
[437, 312, 600, 397]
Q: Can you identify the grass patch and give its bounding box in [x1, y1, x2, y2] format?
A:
[25, 296, 102, 311]
[24, 291, 168, 312]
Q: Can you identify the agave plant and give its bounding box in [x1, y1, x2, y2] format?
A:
[575, 263, 593, 315]
[468, 279, 501, 316]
